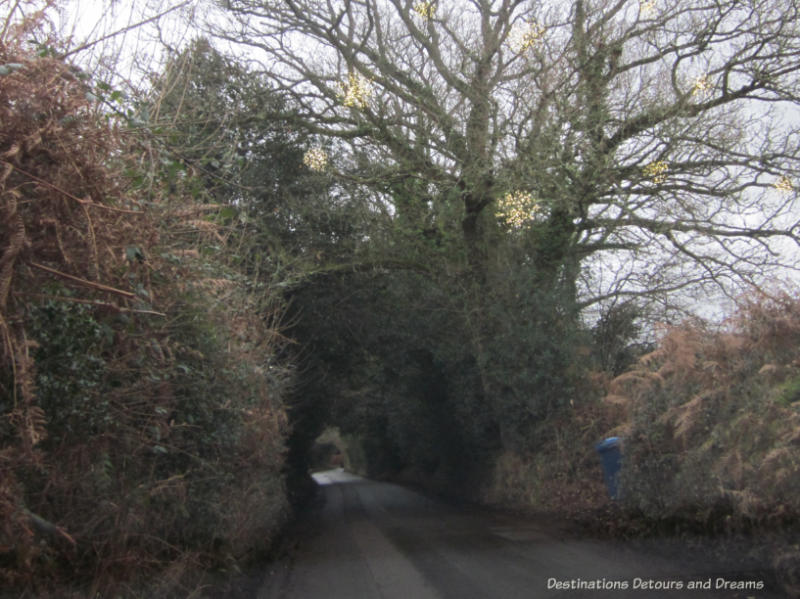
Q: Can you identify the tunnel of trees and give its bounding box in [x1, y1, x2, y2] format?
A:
[3, 0, 800, 595]
[127, 0, 800, 501]
[207, 0, 800, 491]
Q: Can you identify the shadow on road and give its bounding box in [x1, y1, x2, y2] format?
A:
[257, 470, 784, 599]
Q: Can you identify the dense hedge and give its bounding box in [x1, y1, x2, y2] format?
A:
[0, 38, 291, 597]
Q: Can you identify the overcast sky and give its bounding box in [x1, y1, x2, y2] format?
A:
[49, 0, 800, 324]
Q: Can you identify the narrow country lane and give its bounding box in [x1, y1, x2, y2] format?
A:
[258, 470, 781, 599]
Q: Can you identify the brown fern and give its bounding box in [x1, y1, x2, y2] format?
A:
[0, 192, 25, 310]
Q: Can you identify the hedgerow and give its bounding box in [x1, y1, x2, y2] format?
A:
[0, 17, 290, 597]
[613, 295, 800, 528]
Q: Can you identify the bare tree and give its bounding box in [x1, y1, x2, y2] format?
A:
[212, 0, 800, 310]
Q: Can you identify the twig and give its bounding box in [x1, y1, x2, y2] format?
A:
[61, 1, 196, 60]
[0, 0, 22, 44]
[0, 161, 144, 215]
[30, 262, 136, 298]
[22, 508, 77, 548]
[0, 313, 17, 409]
[18, 293, 166, 317]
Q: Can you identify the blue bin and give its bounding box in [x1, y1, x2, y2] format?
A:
[596, 437, 622, 500]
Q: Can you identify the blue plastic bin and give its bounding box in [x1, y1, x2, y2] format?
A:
[596, 437, 622, 500]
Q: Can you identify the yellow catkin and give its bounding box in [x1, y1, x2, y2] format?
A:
[413, 1, 435, 20]
[643, 160, 669, 184]
[506, 20, 546, 54]
[303, 147, 328, 171]
[774, 175, 794, 193]
[692, 74, 712, 96]
[496, 190, 540, 229]
[339, 72, 373, 109]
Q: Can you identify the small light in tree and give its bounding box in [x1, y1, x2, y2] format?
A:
[506, 20, 546, 54]
[413, 1, 435, 20]
[496, 190, 541, 229]
[643, 160, 669, 183]
[692, 74, 712, 96]
[303, 147, 328, 171]
[774, 175, 794, 193]
[640, 0, 657, 16]
[339, 71, 373, 109]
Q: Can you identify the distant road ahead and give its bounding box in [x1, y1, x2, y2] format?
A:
[259, 470, 780, 599]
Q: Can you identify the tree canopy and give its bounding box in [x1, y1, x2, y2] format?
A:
[202, 0, 800, 469]
[214, 0, 800, 310]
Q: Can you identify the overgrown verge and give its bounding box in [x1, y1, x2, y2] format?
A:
[612, 295, 800, 531]
[610, 294, 800, 593]
[481, 395, 622, 517]
[481, 293, 800, 594]
[0, 25, 290, 598]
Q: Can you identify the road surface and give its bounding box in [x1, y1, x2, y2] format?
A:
[258, 470, 780, 598]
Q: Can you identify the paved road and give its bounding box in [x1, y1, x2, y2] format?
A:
[259, 470, 781, 599]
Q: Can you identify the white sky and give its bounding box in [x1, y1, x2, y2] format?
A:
[55, 0, 200, 85]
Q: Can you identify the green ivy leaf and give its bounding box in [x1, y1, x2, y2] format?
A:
[219, 206, 237, 221]
[125, 246, 145, 263]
